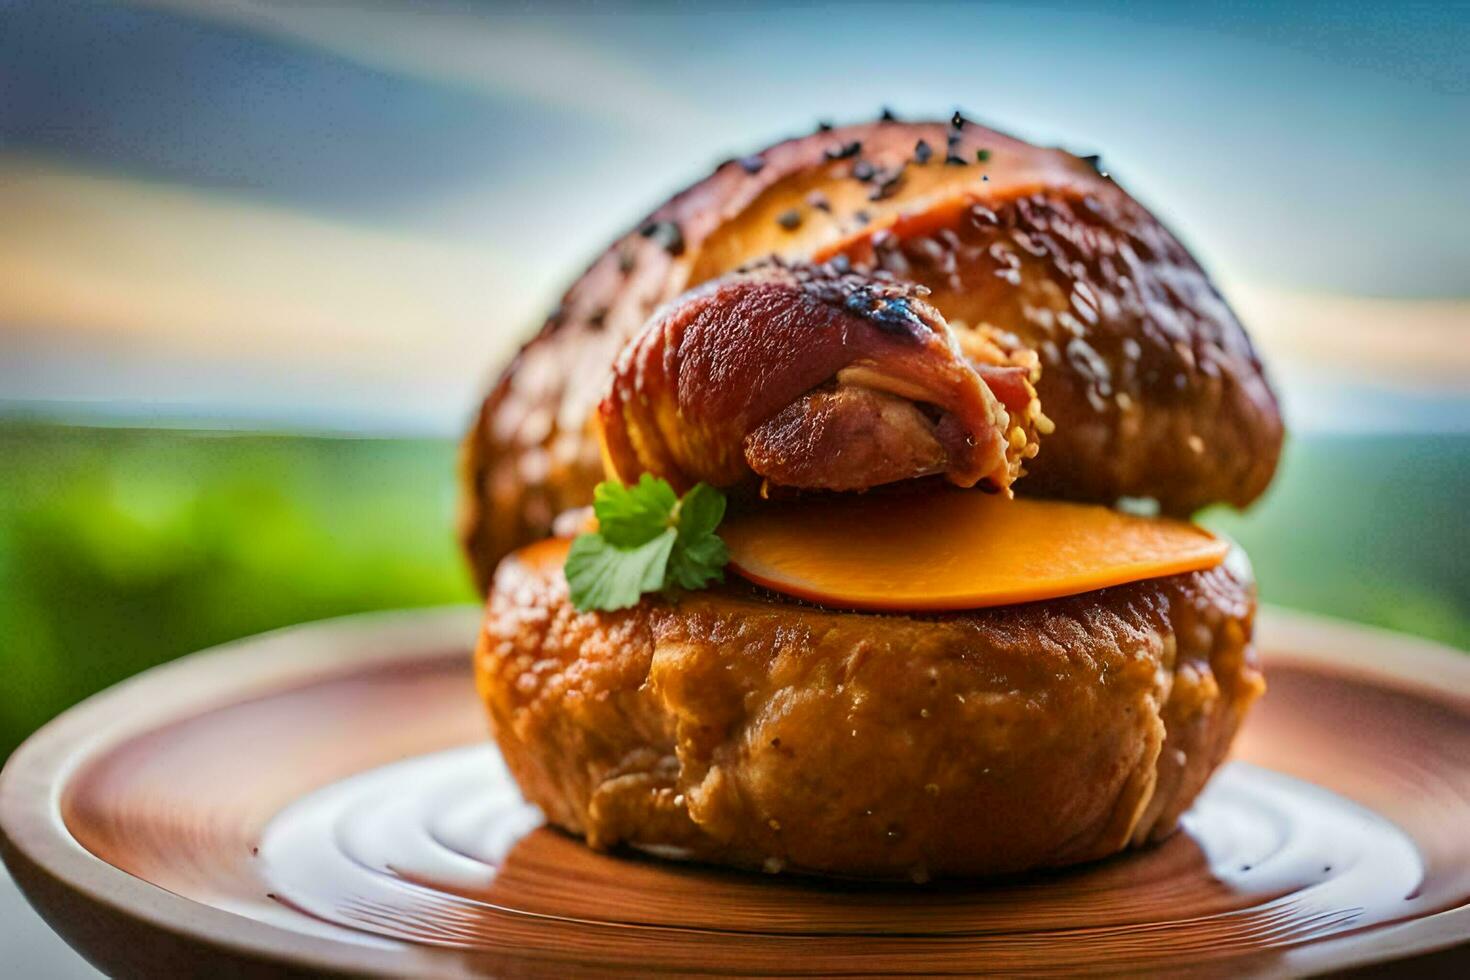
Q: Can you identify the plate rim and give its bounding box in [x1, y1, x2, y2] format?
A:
[1, 604, 482, 978]
[1, 604, 1466, 977]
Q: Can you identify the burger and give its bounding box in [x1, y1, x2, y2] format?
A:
[461, 115, 1281, 880]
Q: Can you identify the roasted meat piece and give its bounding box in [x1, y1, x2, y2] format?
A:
[597, 260, 1040, 496]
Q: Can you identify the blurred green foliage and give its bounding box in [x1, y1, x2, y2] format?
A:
[1202, 431, 1469, 652]
[1, 422, 1466, 760]
[0, 423, 473, 760]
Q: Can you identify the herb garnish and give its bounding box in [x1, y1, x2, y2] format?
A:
[565, 476, 729, 612]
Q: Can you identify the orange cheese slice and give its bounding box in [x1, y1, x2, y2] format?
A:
[723, 489, 1228, 612]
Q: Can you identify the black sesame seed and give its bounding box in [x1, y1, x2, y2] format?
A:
[914, 139, 932, 164]
[944, 153, 968, 166]
[816, 119, 833, 133]
[588, 307, 608, 328]
[806, 191, 832, 212]
[639, 220, 685, 256]
[951, 110, 967, 129]
[869, 166, 906, 201]
[947, 130, 963, 147]
[738, 154, 765, 174]
[776, 209, 802, 230]
[854, 210, 872, 226]
[852, 159, 876, 181]
[825, 140, 862, 160]
[976, 148, 992, 162]
[879, 106, 899, 122]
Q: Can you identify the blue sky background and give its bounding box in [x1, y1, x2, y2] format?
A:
[0, 0, 1466, 432]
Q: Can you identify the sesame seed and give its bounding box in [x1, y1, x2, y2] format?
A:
[638, 220, 685, 256]
[914, 139, 932, 164]
[738, 154, 765, 174]
[869, 166, 906, 201]
[969, 204, 999, 225]
[776, 209, 802, 230]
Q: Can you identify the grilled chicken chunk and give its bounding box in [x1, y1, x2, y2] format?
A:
[597, 261, 1040, 496]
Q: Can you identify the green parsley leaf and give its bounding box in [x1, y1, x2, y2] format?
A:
[565, 528, 676, 612]
[593, 474, 678, 547]
[565, 477, 730, 612]
[667, 482, 728, 591]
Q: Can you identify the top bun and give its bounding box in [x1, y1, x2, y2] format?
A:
[461, 116, 1282, 591]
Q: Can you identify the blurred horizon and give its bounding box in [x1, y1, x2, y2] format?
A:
[2, 0, 1467, 437]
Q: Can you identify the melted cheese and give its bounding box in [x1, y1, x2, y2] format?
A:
[723, 489, 1228, 611]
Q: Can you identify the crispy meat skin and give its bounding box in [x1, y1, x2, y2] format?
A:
[477, 541, 1263, 878]
[597, 261, 1034, 495]
[460, 119, 1283, 590]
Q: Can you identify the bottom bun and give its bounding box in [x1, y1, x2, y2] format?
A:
[476, 539, 1264, 880]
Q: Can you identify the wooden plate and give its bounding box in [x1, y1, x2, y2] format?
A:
[2, 606, 1468, 977]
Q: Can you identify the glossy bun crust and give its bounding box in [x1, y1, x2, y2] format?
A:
[477, 539, 1264, 879]
[461, 118, 1283, 591]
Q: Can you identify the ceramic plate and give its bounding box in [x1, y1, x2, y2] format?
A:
[3, 606, 1468, 977]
